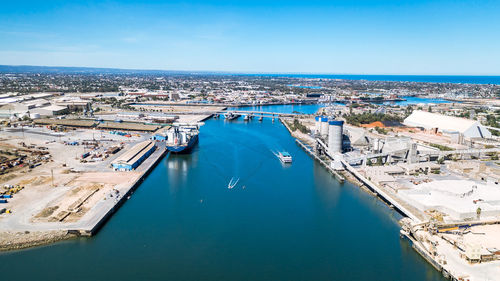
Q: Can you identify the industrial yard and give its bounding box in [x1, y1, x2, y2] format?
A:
[1, 70, 500, 280]
[0, 120, 168, 249]
[4, 0, 500, 278]
[281, 101, 500, 280]
[0, 87, 217, 251]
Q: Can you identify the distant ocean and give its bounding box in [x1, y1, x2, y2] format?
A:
[1, 65, 498, 85]
[248, 74, 500, 85]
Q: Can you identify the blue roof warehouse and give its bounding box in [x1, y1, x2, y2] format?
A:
[111, 141, 156, 171]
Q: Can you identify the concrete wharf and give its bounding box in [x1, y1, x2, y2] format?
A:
[295, 139, 345, 183]
[315, 139, 423, 223]
[71, 142, 168, 235]
[278, 117, 345, 182]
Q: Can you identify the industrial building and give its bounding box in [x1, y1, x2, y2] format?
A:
[398, 179, 500, 221]
[0, 103, 27, 117]
[31, 105, 69, 116]
[151, 126, 171, 141]
[33, 118, 98, 128]
[97, 122, 160, 132]
[53, 97, 91, 112]
[404, 110, 492, 139]
[344, 127, 370, 148]
[111, 141, 156, 171]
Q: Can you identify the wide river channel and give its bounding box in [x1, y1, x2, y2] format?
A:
[0, 104, 446, 280]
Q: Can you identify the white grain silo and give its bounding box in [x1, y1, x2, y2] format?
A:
[314, 116, 321, 134]
[320, 117, 329, 138]
[328, 120, 344, 154]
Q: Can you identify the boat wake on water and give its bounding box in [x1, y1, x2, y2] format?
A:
[270, 149, 279, 158]
[228, 177, 240, 189]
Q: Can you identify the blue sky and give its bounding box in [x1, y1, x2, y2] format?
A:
[1, 0, 499, 75]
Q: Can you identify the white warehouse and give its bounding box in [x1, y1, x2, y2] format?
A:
[403, 110, 492, 139]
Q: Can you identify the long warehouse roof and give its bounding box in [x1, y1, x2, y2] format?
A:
[34, 119, 97, 127]
[97, 122, 160, 131]
[404, 110, 491, 138]
[112, 141, 154, 166]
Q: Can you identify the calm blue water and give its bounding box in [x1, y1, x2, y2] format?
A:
[230, 104, 323, 114]
[247, 74, 500, 85]
[231, 97, 450, 114]
[387, 96, 452, 106]
[0, 114, 446, 281]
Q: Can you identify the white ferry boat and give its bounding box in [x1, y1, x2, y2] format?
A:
[278, 151, 292, 163]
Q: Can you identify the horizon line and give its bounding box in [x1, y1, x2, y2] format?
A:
[1, 64, 500, 77]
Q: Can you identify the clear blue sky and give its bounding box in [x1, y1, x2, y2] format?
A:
[1, 0, 499, 75]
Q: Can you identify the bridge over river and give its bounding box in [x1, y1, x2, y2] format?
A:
[216, 110, 310, 118]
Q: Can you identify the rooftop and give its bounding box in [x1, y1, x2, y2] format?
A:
[112, 141, 155, 166]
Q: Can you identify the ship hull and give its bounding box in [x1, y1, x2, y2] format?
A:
[166, 134, 199, 153]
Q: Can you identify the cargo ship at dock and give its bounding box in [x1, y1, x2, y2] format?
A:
[164, 124, 201, 153]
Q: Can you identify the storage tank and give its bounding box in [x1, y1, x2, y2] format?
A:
[320, 117, 329, 138]
[314, 116, 321, 134]
[328, 120, 344, 154]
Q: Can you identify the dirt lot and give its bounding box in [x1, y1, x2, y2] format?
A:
[0, 127, 142, 231]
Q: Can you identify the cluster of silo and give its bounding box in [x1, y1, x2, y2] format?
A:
[315, 116, 344, 154]
[328, 120, 344, 154]
[314, 116, 321, 134]
[315, 116, 328, 138]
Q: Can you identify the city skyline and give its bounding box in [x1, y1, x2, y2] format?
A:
[1, 0, 500, 75]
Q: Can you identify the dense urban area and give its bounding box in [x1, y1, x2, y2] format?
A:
[1, 68, 500, 280]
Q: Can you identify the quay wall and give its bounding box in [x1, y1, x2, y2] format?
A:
[295, 139, 345, 183]
[74, 146, 168, 236]
[341, 160, 422, 223]
[279, 118, 345, 182]
[401, 231, 459, 281]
